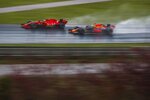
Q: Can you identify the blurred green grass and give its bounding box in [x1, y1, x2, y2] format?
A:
[0, 0, 150, 24]
[0, 43, 149, 47]
[0, 0, 68, 8]
[0, 56, 125, 64]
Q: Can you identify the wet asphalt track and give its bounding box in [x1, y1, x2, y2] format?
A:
[0, 24, 150, 43]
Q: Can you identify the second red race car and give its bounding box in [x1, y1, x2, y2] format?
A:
[68, 23, 115, 36]
[21, 18, 68, 29]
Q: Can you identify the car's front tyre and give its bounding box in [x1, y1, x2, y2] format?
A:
[29, 23, 38, 29]
[105, 28, 113, 36]
[59, 23, 65, 29]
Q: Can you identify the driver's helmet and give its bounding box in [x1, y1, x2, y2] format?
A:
[86, 25, 93, 30]
[59, 19, 63, 22]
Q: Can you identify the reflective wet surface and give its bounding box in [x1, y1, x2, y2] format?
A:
[0, 24, 150, 43]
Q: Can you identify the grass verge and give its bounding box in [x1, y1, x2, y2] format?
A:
[0, 0, 150, 24]
[0, 43, 149, 47]
[0, 56, 118, 64]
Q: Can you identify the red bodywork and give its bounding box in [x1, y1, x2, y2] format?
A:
[21, 19, 67, 29]
[42, 19, 67, 27]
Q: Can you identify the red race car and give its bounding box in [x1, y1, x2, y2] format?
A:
[21, 18, 68, 29]
[68, 23, 115, 36]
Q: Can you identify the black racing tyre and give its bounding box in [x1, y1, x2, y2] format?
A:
[105, 28, 113, 36]
[59, 23, 65, 29]
[68, 29, 73, 33]
[78, 28, 85, 35]
[29, 23, 38, 29]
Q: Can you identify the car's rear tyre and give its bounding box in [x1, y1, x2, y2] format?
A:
[78, 28, 85, 35]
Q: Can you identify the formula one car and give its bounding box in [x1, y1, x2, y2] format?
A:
[21, 18, 68, 29]
[68, 23, 115, 36]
